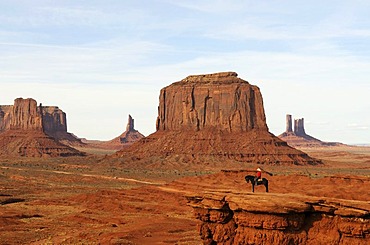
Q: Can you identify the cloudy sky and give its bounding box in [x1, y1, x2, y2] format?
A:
[1, 0, 369, 144]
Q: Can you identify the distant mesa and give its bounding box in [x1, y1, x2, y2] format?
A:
[113, 72, 320, 166]
[0, 98, 84, 157]
[85, 114, 144, 150]
[278, 114, 341, 147]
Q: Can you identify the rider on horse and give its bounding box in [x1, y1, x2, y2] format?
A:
[254, 167, 263, 183]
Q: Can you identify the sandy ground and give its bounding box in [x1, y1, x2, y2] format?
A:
[0, 145, 369, 244]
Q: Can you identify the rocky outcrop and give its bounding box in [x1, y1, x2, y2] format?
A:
[126, 114, 135, 132]
[294, 118, 306, 136]
[187, 192, 370, 244]
[42, 106, 67, 134]
[113, 72, 320, 166]
[156, 72, 267, 132]
[86, 115, 144, 150]
[0, 98, 84, 157]
[10, 98, 43, 131]
[286, 114, 293, 133]
[0, 105, 13, 131]
[279, 114, 341, 147]
[0, 98, 82, 145]
[119, 115, 144, 144]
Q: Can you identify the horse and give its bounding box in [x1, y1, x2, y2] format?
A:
[245, 175, 269, 192]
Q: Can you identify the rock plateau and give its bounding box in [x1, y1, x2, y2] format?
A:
[114, 72, 320, 166]
[0, 98, 84, 157]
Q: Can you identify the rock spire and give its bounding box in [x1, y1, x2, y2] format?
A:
[279, 114, 340, 147]
[286, 114, 293, 132]
[126, 114, 134, 132]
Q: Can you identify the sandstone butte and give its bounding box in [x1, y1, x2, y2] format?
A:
[0, 98, 84, 157]
[278, 114, 342, 147]
[113, 72, 320, 166]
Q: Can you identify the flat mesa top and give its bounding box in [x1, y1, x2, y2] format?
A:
[172, 71, 250, 85]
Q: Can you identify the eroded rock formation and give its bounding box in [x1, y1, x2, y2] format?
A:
[113, 72, 320, 166]
[42, 106, 67, 134]
[88, 114, 145, 150]
[279, 114, 340, 147]
[0, 98, 84, 157]
[109, 114, 144, 147]
[0, 99, 82, 144]
[286, 114, 293, 133]
[156, 72, 267, 132]
[10, 98, 43, 131]
[187, 192, 370, 244]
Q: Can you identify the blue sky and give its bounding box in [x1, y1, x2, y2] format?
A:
[1, 0, 369, 144]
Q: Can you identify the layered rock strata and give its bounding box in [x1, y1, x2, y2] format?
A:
[114, 72, 320, 166]
[187, 192, 370, 244]
[0, 99, 82, 144]
[156, 72, 267, 132]
[0, 98, 84, 157]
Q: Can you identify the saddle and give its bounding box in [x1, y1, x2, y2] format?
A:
[257, 178, 263, 182]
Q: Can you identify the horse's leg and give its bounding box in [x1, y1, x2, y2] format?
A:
[252, 183, 255, 193]
[265, 181, 269, 192]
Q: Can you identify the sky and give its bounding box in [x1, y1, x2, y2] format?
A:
[0, 0, 369, 145]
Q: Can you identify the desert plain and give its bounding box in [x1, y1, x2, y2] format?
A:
[0, 144, 369, 244]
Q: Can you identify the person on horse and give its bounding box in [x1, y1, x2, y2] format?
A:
[254, 167, 263, 183]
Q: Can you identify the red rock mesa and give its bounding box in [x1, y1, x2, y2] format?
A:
[0, 98, 84, 157]
[114, 72, 320, 166]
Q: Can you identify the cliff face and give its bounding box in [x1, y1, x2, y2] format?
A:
[0, 105, 12, 131]
[10, 98, 43, 131]
[188, 192, 370, 245]
[0, 98, 84, 157]
[0, 99, 81, 144]
[1, 101, 67, 134]
[114, 72, 320, 166]
[42, 106, 67, 134]
[156, 72, 267, 132]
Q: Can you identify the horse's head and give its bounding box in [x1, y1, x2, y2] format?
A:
[245, 175, 253, 183]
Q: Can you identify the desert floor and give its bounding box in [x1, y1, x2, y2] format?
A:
[1, 145, 369, 244]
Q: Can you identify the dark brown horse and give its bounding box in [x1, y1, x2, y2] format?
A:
[245, 175, 269, 192]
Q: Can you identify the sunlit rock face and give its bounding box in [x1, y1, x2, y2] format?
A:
[0, 98, 84, 157]
[156, 72, 268, 132]
[113, 72, 320, 166]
